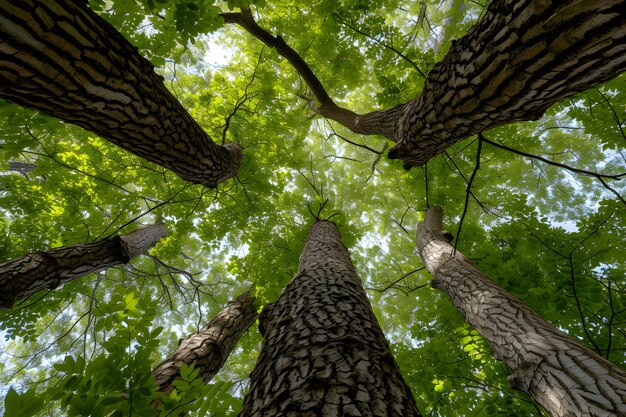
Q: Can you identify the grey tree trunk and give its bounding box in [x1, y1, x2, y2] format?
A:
[0, 224, 168, 309]
[6, 161, 37, 179]
[0, 0, 242, 187]
[240, 221, 421, 416]
[152, 289, 258, 394]
[385, 0, 626, 167]
[416, 207, 626, 417]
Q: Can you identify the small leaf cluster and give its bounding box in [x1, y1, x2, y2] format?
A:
[159, 364, 241, 416]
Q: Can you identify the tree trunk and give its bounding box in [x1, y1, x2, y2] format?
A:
[7, 161, 37, 179]
[152, 289, 258, 394]
[416, 207, 626, 417]
[0, 0, 242, 187]
[240, 221, 421, 417]
[0, 224, 168, 309]
[388, 0, 626, 167]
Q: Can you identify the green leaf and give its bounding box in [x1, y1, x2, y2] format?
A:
[4, 387, 45, 417]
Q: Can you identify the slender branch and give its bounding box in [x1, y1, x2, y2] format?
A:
[595, 88, 626, 143]
[372, 267, 426, 292]
[333, 13, 427, 78]
[598, 177, 626, 207]
[481, 135, 626, 180]
[606, 282, 614, 360]
[326, 124, 383, 155]
[568, 254, 602, 355]
[221, 9, 404, 138]
[221, 49, 264, 144]
[297, 168, 321, 197]
[325, 155, 363, 163]
[455, 134, 483, 250]
[482, 134, 626, 206]
[101, 184, 188, 239]
[442, 150, 493, 215]
[394, 219, 411, 236]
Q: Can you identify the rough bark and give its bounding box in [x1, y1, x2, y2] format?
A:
[389, 0, 626, 167]
[152, 289, 258, 394]
[0, 0, 242, 187]
[240, 221, 421, 417]
[224, 2, 626, 168]
[0, 224, 167, 309]
[416, 207, 626, 417]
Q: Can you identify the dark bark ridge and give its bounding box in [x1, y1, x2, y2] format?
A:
[0, 224, 168, 309]
[240, 221, 421, 417]
[416, 207, 626, 417]
[152, 289, 258, 394]
[390, 0, 626, 167]
[0, 0, 242, 187]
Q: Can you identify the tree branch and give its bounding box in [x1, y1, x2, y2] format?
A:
[481, 134, 626, 206]
[455, 134, 483, 251]
[481, 135, 626, 181]
[221, 9, 406, 139]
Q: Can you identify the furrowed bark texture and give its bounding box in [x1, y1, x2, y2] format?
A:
[0, 0, 242, 187]
[152, 289, 258, 394]
[389, 0, 626, 167]
[0, 224, 167, 309]
[416, 207, 626, 417]
[240, 221, 421, 417]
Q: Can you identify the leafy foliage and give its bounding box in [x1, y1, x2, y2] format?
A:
[1, 0, 625, 416]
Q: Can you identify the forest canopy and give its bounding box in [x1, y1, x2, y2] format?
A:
[1, 0, 625, 416]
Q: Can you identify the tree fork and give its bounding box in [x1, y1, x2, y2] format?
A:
[0, 224, 168, 309]
[416, 207, 626, 417]
[152, 289, 258, 395]
[389, 0, 626, 167]
[0, 0, 242, 187]
[240, 221, 421, 416]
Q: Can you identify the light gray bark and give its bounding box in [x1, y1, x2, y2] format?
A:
[152, 289, 258, 394]
[0, 224, 167, 309]
[6, 161, 37, 178]
[240, 221, 421, 416]
[416, 207, 626, 417]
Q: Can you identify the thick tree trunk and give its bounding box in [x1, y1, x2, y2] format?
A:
[0, 224, 167, 309]
[387, 0, 626, 167]
[416, 207, 626, 417]
[0, 0, 242, 187]
[152, 289, 258, 394]
[240, 221, 421, 416]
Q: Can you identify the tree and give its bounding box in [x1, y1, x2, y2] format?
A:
[0, 0, 242, 187]
[415, 207, 626, 417]
[0, 223, 167, 309]
[240, 220, 420, 416]
[1, 0, 625, 416]
[153, 289, 257, 395]
[224, 1, 626, 167]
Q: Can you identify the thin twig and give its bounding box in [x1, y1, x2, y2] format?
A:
[455, 134, 483, 250]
